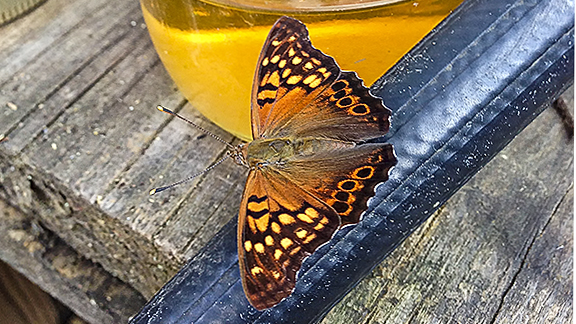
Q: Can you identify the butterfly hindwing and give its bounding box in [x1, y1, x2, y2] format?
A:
[278, 143, 397, 226]
[238, 169, 340, 310]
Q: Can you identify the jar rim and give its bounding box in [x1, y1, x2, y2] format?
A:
[202, 0, 406, 13]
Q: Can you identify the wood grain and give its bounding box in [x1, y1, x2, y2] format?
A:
[0, 0, 248, 314]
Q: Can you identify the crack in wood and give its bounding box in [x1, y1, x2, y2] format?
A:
[489, 183, 574, 324]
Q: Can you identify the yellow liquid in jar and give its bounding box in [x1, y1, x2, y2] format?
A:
[141, 0, 463, 141]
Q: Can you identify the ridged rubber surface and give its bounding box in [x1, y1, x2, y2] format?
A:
[130, 0, 574, 322]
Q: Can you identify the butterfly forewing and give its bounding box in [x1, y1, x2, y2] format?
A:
[281, 70, 392, 142]
[251, 17, 340, 140]
[238, 170, 340, 310]
[252, 18, 391, 142]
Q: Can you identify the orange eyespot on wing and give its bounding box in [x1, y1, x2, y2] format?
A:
[321, 145, 396, 225]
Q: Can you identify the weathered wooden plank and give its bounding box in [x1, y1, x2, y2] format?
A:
[1, 63, 187, 297]
[1, 0, 188, 298]
[1, 3, 247, 293]
[0, 0, 113, 77]
[0, 0, 141, 141]
[493, 187, 572, 324]
[150, 137, 247, 261]
[320, 91, 573, 323]
[493, 90, 574, 324]
[100, 105, 235, 238]
[0, 199, 145, 323]
[23, 49, 162, 202]
[3, 22, 153, 155]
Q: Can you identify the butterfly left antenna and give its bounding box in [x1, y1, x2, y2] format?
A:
[149, 153, 230, 195]
[150, 105, 238, 195]
[156, 105, 235, 150]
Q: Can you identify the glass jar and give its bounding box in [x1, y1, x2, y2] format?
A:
[141, 0, 463, 140]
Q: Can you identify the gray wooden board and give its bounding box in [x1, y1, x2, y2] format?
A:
[320, 92, 573, 323]
[0, 0, 572, 322]
[0, 199, 145, 323]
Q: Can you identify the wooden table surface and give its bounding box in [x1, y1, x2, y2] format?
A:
[0, 0, 572, 323]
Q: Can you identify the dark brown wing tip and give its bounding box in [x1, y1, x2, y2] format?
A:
[244, 278, 294, 310]
[249, 290, 292, 311]
[339, 71, 393, 135]
[275, 16, 305, 27]
[273, 16, 310, 39]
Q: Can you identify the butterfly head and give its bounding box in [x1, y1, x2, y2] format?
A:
[230, 143, 249, 168]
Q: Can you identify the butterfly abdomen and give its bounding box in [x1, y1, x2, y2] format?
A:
[245, 138, 294, 168]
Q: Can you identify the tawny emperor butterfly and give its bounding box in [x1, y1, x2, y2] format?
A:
[153, 16, 396, 310]
[233, 16, 397, 310]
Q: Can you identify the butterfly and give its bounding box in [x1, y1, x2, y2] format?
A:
[231, 16, 397, 310]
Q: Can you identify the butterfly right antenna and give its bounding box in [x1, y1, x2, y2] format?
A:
[156, 105, 235, 150]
